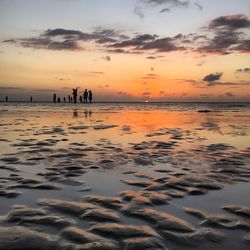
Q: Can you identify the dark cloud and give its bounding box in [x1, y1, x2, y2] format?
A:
[196, 30, 241, 54]
[208, 15, 250, 30]
[236, 67, 250, 73]
[98, 84, 109, 88]
[93, 27, 129, 40]
[3, 14, 250, 56]
[108, 34, 157, 49]
[159, 8, 170, 13]
[193, 15, 250, 55]
[89, 71, 105, 75]
[142, 73, 157, 79]
[206, 81, 250, 87]
[44, 28, 83, 37]
[203, 72, 223, 83]
[136, 0, 190, 18]
[232, 39, 250, 53]
[102, 55, 111, 61]
[3, 27, 123, 51]
[0, 86, 25, 90]
[194, 2, 203, 11]
[138, 37, 184, 52]
[140, 0, 189, 8]
[194, 26, 250, 55]
[134, 6, 145, 19]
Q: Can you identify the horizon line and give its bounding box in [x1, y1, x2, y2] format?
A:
[1, 101, 250, 104]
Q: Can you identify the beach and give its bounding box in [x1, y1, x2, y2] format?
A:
[0, 102, 250, 250]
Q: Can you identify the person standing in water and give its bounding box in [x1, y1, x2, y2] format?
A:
[30, 96, 33, 102]
[83, 89, 88, 103]
[72, 88, 78, 104]
[5, 96, 8, 102]
[53, 93, 56, 103]
[88, 90, 93, 103]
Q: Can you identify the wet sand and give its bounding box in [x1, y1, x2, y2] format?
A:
[0, 102, 250, 250]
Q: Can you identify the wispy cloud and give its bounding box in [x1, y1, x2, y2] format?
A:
[236, 67, 250, 73]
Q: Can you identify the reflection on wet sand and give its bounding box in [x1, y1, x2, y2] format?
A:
[0, 103, 250, 250]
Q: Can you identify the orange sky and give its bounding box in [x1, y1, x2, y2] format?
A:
[0, 0, 250, 101]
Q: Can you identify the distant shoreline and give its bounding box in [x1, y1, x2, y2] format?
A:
[0, 101, 250, 104]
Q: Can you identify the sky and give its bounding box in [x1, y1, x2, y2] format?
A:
[0, 0, 250, 102]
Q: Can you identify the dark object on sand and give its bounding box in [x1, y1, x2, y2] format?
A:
[198, 110, 211, 113]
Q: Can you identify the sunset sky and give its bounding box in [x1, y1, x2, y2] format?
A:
[0, 0, 249, 102]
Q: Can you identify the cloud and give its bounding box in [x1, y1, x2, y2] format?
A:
[3, 15, 250, 56]
[208, 15, 250, 30]
[102, 55, 111, 61]
[159, 8, 170, 13]
[93, 27, 129, 40]
[0, 86, 25, 91]
[203, 72, 223, 83]
[98, 84, 109, 88]
[194, 15, 250, 55]
[236, 67, 250, 73]
[142, 73, 157, 79]
[135, 0, 192, 18]
[232, 39, 250, 53]
[142, 91, 151, 97]
[134, 6, 145, 19]
[205, 81, 250, 87]
[140, 0, 189, 8]
[89, 71, 105, 75]
[194, 2, 203, 10]
[108, 34, 158, 48]
[2, 27, 123, 51]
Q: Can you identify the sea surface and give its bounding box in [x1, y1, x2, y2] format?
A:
[0, 102, 250, 250]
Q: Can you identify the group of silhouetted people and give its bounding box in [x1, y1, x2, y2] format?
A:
[53, 88, 93, 104]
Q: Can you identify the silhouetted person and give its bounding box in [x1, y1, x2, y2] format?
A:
[72, 88, 78, 104]
[88, 90, 93, 103]
[70, 96, 73, 102]
[64, 97, 66, 102]
[58, 97, 61, 103]
[79, 96, 83, 103]
[5, 96, 8, 102]
[68, 95, 71, 103]
[30, 96, 33, 102]
[83, 89, 88, 103]
[53, 93, 56, 103]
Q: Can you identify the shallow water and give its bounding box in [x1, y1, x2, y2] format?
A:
[0, 102, 250, 250]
